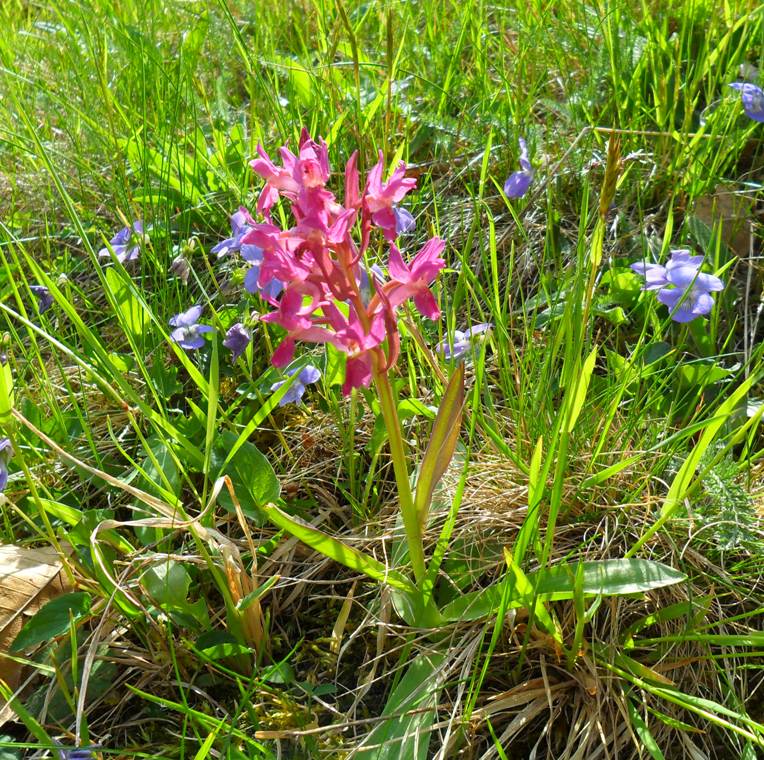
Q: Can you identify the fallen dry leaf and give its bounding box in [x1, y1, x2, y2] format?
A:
[694, 190, 755, 259]
[0, 543, 71, 724]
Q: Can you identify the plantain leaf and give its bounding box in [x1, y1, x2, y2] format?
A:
[414, 364, 464, 531]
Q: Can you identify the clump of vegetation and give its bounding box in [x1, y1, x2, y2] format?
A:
[0, 1, 763, 758]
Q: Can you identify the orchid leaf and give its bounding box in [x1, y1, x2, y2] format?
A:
[503, 548, 560, 642]
[440, 559, 686, 622]
[414, 363, 465, 531]
[356, 652, 446, 759]
[262, 504, 417, 595]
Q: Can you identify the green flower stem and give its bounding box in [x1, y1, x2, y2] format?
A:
[373, 368, 426, 586]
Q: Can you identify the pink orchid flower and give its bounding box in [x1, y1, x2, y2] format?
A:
[382, 238, 446, 320]
[364, 152, 417, 241]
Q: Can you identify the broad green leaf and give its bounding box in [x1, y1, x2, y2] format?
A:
[263, 503, 416, 595]
[398, 398, 435, 421]
[567, 345, 598, 433]
[39, 499, 134, 553]
[134, 437, 182, 546]
[108, 352, 135, 373]
[12, 592, 91, 651]
[356, 653, 446, 759]
[181, 13, 208, 61]
[212, 431, 280, 519]
[195, 630, 252, 662]
[141, 561, 209, 630]
[440, 559, 685, 622]
[324, 344, 346, 387]
[534, 559, 686, 598]
[289, 63, 314, 106]
[594, 303, 627, 326]
[514, 435, 544, 564]
[504, 548, 559, 641]
[679, 362, 730, 388]
[138, 437, 181, 501]
[237, 575, 279, 611]
[141, 561, 191, 608]
[414, 364, 464, 530]
[0, 738, 23, 760]
[0, 361, 13, 424]
[105, 267, 148, 339]
[36, 498, 81, 526]
[627, 700, 666, 760]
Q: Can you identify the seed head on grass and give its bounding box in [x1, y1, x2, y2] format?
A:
[598, 135, 621, 219]
[169, 305, 214, 350]
[631, 249, 724, 323]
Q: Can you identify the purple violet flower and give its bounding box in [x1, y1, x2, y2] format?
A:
[98, 220, 145, 263]
[212, 207, 254, 258]
[0, 438, 13, 492]
[271, 365, 321, 406]
[393, 206, 416, 236]
[223, 323, 251, 360]
[729, 83, 764, 123]
[439, 323, 493, 360]
[503, 138, 534, 199]
[169, 305, 214, 350]
[631, 249, 724, 323]
[358, 263, 387, 305]
[30, 285, 53, 313]
[242, 245, 284, 302]
[55, 742, 100, 760]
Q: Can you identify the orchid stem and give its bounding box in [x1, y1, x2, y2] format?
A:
[373, 368, 426, 586]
